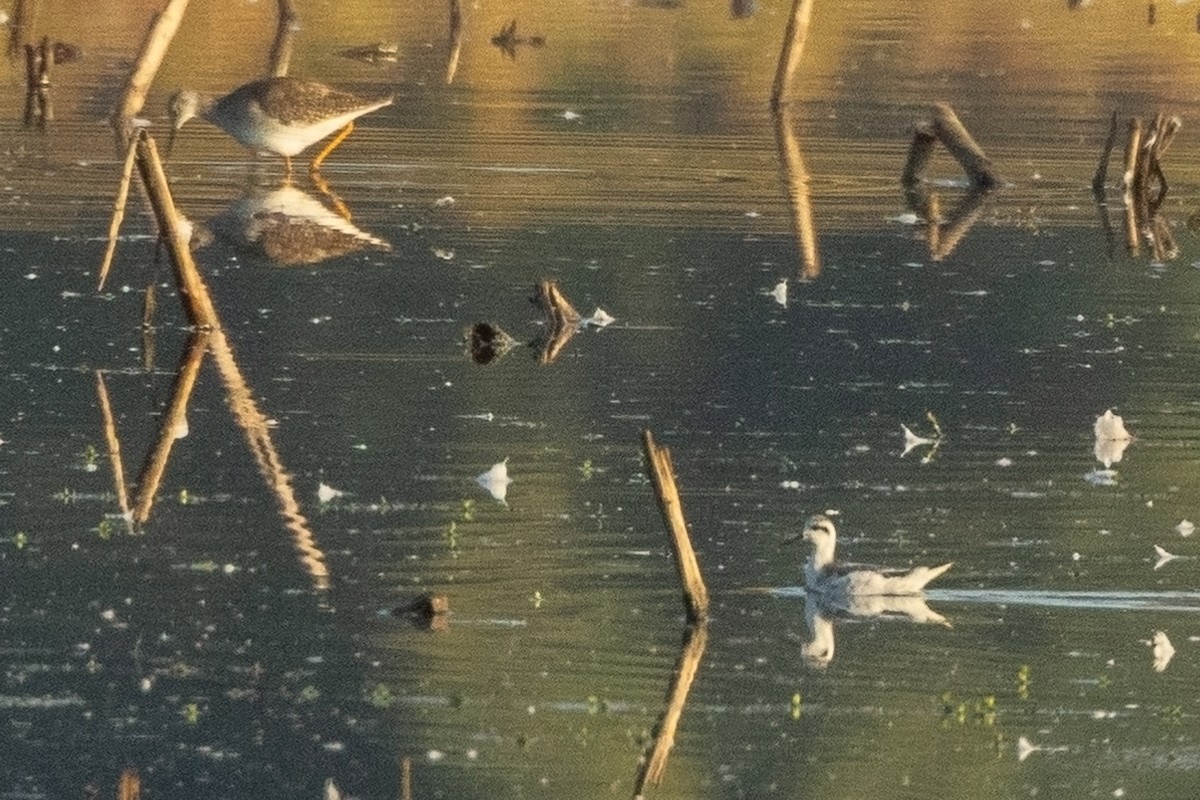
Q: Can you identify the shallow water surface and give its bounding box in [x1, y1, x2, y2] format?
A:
[3, 1, 1200, 798]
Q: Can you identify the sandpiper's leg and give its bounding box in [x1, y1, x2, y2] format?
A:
[283, 154, 294, 182]
[309, 122, 355, 174]
[310, 170, 353, 222]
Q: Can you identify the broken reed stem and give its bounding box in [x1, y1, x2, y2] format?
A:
[532, 279, 580, 364]
[641, 430, 709, 624]
[112, 0, 190, 139]
[98, 134, 140, 290]
[770, 0, 814, 110]
[931, 188, 989, 261]
[1121, 117, 1142, 194]
[1092, 111, 1119, 198]
[267, 0, 298, 77]
[401, 755, 413, 800]
[134, 131, 218, 328]
[930, 103, 1000, 189]
[446, 0, 464, 84]
[902, 121, 938, 188]
[117, 769, 140, 800]
[95, 371, 132, 518]
[633, 622, 708, 798]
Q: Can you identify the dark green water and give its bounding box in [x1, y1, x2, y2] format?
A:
[4, 1, 1200, 798]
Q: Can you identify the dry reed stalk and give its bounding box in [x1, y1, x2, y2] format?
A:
[134, 132, 219, 328]
[96, 371, 132, 517]
[774, 106, 820, 279]
[447, 0, 464, 84]
[98, 134, 140, 290]
[1092, 111, 1119, 198]
[770, 0, 814, 110]
[1120, 116, 1142, 194]
[113, 0, 191, 138]
[268, 0, 298, 77]
[930, 103, 1000, 188]
[641, 430, 709, 624]
[633, 623, 708, 797]
[132, 332, 209, 525]
[531, 280, 580, 364]
[901, 121, 938, 188]
[117, 769, 140, 800]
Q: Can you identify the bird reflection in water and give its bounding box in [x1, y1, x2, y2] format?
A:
[801, 592, 951, 670]
[207, 182, 390, 267]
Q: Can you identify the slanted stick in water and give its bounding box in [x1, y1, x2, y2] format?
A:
[642, 430, 709, 624]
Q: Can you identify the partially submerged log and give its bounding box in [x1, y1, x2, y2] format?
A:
[903, 104, 1000, 190]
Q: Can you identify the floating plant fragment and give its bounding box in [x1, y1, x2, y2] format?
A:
[476, 458, 513, 502]
[1093, 409, 1133, 468]
[1151, 630, 1175, 673]
[770, 279, 788, 308]
[1015, 735, 1068, 762]
[901, 424, 935, 456]
[581, 308, 615, 328]
[900, 413, 943, 460]
[317, 483, 345, 504]
[1153, 545, 1180, 570]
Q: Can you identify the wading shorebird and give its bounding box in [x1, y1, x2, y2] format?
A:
[168, 76, 393, 177]
[798, 514, 953, 597]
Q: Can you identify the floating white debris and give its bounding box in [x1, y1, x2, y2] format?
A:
[317, 483, 345, 503]
[1177, 519, 1195, 537]
[323, 777, 342, 800]
[582, 308, 615, 328]
[476, 458, 513, 502]
[1016, 735, 1068, 762]
[432, 248, 455, 261]
[432, 195, 455, 207]
[1151, 631, 1175, 672]
[900, 424, 936, 457]
[1153, 545, 1179, 570]
[1093, 409, 1133, 468]
[560, 109, 581, 121]
[995, 457, 1013, 467]
[770, 279, 788, 308]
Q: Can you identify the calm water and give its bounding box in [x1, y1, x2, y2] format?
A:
[4, 1, 1200, 798]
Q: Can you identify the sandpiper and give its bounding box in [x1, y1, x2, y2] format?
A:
[168, 76, 393, 176]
